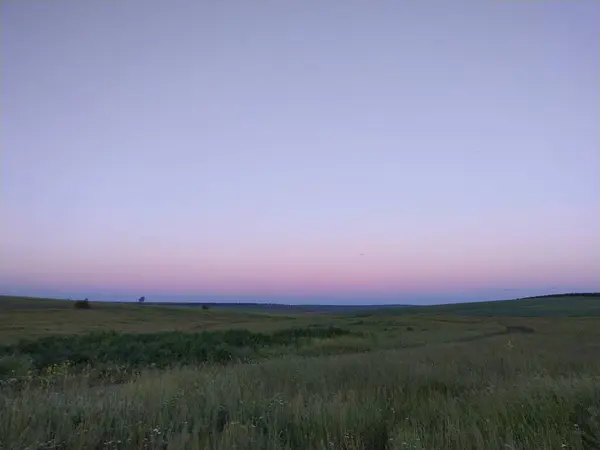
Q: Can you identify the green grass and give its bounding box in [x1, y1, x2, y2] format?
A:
[0, 296, 319, 345]
[1, 294, 599, 449]
[0, 327, 354, 370]
[357, 293, 600, 317]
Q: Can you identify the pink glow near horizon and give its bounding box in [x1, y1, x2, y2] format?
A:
[6, 215, 598, 298]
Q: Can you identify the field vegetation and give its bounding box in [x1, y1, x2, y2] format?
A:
[0, 294, 599, 450]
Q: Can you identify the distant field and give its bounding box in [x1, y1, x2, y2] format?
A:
[1, 293, 598, 344]
[1, 293, 598, 345]
[115, 292, 600, 316]
[0, 295, 317, 344]
[1, 294, 599, 449]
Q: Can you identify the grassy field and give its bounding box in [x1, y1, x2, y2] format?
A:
[1, 294, 599, 449]
[366, 293, 600, 317]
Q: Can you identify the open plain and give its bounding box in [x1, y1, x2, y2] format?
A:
[1, 294, 599, 450]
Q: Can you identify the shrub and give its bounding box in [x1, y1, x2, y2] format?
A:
[73, 298, 91, 309]
[0, 327, 356, 372]
[0, 354, 34, 379]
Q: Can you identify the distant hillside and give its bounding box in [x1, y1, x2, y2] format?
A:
[358, 293, 600, 317]
[1, 293, 599, 317]
[515, 292, 600, 300]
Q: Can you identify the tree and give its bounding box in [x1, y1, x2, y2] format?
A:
[138, 296, 145, 304]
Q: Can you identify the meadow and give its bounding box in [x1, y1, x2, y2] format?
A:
[1, 294, 599, 450]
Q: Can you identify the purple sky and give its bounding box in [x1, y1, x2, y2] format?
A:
[1, 0, 599, 304]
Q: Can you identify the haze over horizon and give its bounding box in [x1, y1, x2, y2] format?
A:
[2, 0, 599, 305]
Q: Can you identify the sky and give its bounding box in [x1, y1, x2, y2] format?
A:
[1, 0, 599, 305]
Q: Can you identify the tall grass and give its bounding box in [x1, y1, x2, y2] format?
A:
[0, 327, 353, 371]
[2, 334, 599, 450]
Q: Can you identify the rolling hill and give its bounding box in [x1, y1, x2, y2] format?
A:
[1, 292, 599, 317]
[355, 293, 600, 317]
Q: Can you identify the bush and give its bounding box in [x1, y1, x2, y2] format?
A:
[0, 327, 355, 372]
[73, 298, 91, 309]
[0, 354, 34, 379]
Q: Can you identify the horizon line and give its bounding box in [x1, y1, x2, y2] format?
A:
[2, 291, 598, 307]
